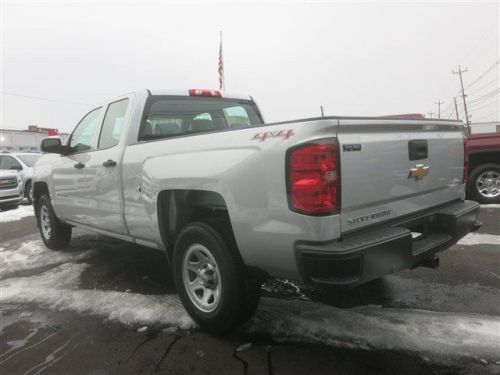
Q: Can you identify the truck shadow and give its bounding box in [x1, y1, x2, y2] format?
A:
[76, 233, 396, 310]
[77, 234, 176, 295]
[262, 277, 395, 309]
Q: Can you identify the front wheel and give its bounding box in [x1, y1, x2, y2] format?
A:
[172, 220, 261, 333]
[468, 163, 500, 204]
[36, 194, 72, 249]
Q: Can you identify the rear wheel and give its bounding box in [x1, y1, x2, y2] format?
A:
[172, 219, 261, 333]
[468, 163, 500, 204]
[36, 194, 72, 249]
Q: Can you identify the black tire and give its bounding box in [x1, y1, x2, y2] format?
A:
[202, 218, 262, 326]
[25, 180, 33, 204]
[36, 194, 72, 249]
[172, 219, 261, 333]
[467, 163, 500, 204]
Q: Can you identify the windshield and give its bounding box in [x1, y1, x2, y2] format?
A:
[138, 96, 263, 141]
[16, 154, 42, 167]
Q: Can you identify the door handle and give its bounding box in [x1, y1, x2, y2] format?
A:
[74, 162, 85, 169]
[102, 159, 117, 167]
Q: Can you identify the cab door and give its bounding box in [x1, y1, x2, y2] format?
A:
[82, 97, 131, 234]
[52, 107, 103, 223]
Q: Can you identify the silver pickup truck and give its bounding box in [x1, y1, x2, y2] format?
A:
[34, 89, 480, 332]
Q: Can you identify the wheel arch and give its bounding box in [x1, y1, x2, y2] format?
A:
[157, 189, 233, 261]
[32, 181, 49, 216]
[33, 181, 49, 201]
[468, 150, 500, 172]
[24, 178, 32, 196]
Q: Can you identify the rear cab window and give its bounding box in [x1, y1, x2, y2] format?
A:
[98, 99, 129, 149]
[138, 96, 263, 141]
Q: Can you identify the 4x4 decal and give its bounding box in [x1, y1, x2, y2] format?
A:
[251, 129, 295, 142]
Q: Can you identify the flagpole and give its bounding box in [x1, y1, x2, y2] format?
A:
[219, 30, 225, 91]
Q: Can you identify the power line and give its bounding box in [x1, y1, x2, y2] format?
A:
[439, 18, 499, 98]
[441, 102, 454, 117]
[464, 60, 500, 90]
[467, 89, 500, 103]
[441, 106, 455, 119]
[468, 97, 499, 111]
[459, 18, 499, 68]
[462, 32, 500, 72]
[465, 91, 499, 108]
[467, 77, 499, 97]
[456, 89, 500, 105]
[1, 91, 94, 106]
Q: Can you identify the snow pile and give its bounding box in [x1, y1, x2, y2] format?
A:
[0, 205, 34, 223]
[380, 275, 500, 315]
[0, 240, 96, 277]
[457, 233, 500, 246]
[0, 263, 194, 329]
[251, 298, 500, 364]
[481, 204, 500, 209]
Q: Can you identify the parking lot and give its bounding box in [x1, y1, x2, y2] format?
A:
[0, 203, 499, 375]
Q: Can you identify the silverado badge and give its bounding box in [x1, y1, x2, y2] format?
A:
[408, 164, 430, 180]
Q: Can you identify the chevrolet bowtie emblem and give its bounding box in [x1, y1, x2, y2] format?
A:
[409, 164, 430, 180]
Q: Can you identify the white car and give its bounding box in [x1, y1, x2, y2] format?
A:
[0, 152, 41, 203]
[0, 169, 23, 210]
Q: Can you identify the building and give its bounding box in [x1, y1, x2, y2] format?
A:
[0, 126, 69, 152]
[469, 121, 500, 134]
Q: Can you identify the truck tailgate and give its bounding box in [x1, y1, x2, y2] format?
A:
[337, 119, 465, 233]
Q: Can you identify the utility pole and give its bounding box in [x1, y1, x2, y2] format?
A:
[427, 111, 435, 119]
[453, 96, 460, 121]
[435, 99, 444, 119]
[453, 65, 470, 133]
[320, 105, 325, 118]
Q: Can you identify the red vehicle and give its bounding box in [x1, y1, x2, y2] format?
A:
[466, 132, 500, 204]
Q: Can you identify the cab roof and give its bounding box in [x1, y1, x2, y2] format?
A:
[146, 88, 252, 101]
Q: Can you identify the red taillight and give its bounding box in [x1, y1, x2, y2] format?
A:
[287, 140, 340, 215]
[188, 89, 222, 97]
[463, 136, 469, 183]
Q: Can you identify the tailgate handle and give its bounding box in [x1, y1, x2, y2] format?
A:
[408, 140, 428, 161]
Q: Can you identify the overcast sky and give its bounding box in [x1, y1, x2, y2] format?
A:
[1, 0, 499, 133]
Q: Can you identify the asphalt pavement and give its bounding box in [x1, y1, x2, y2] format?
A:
[0, 203, 499, 375]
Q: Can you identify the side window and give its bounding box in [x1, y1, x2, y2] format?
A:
[98, 99, 129, 149]
[224, 106, 251, 128]
[0, 155, 22, 170]
[69, 108, 102, 152]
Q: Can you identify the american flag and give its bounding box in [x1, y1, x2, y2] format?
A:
[218, 32, 224, 90]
